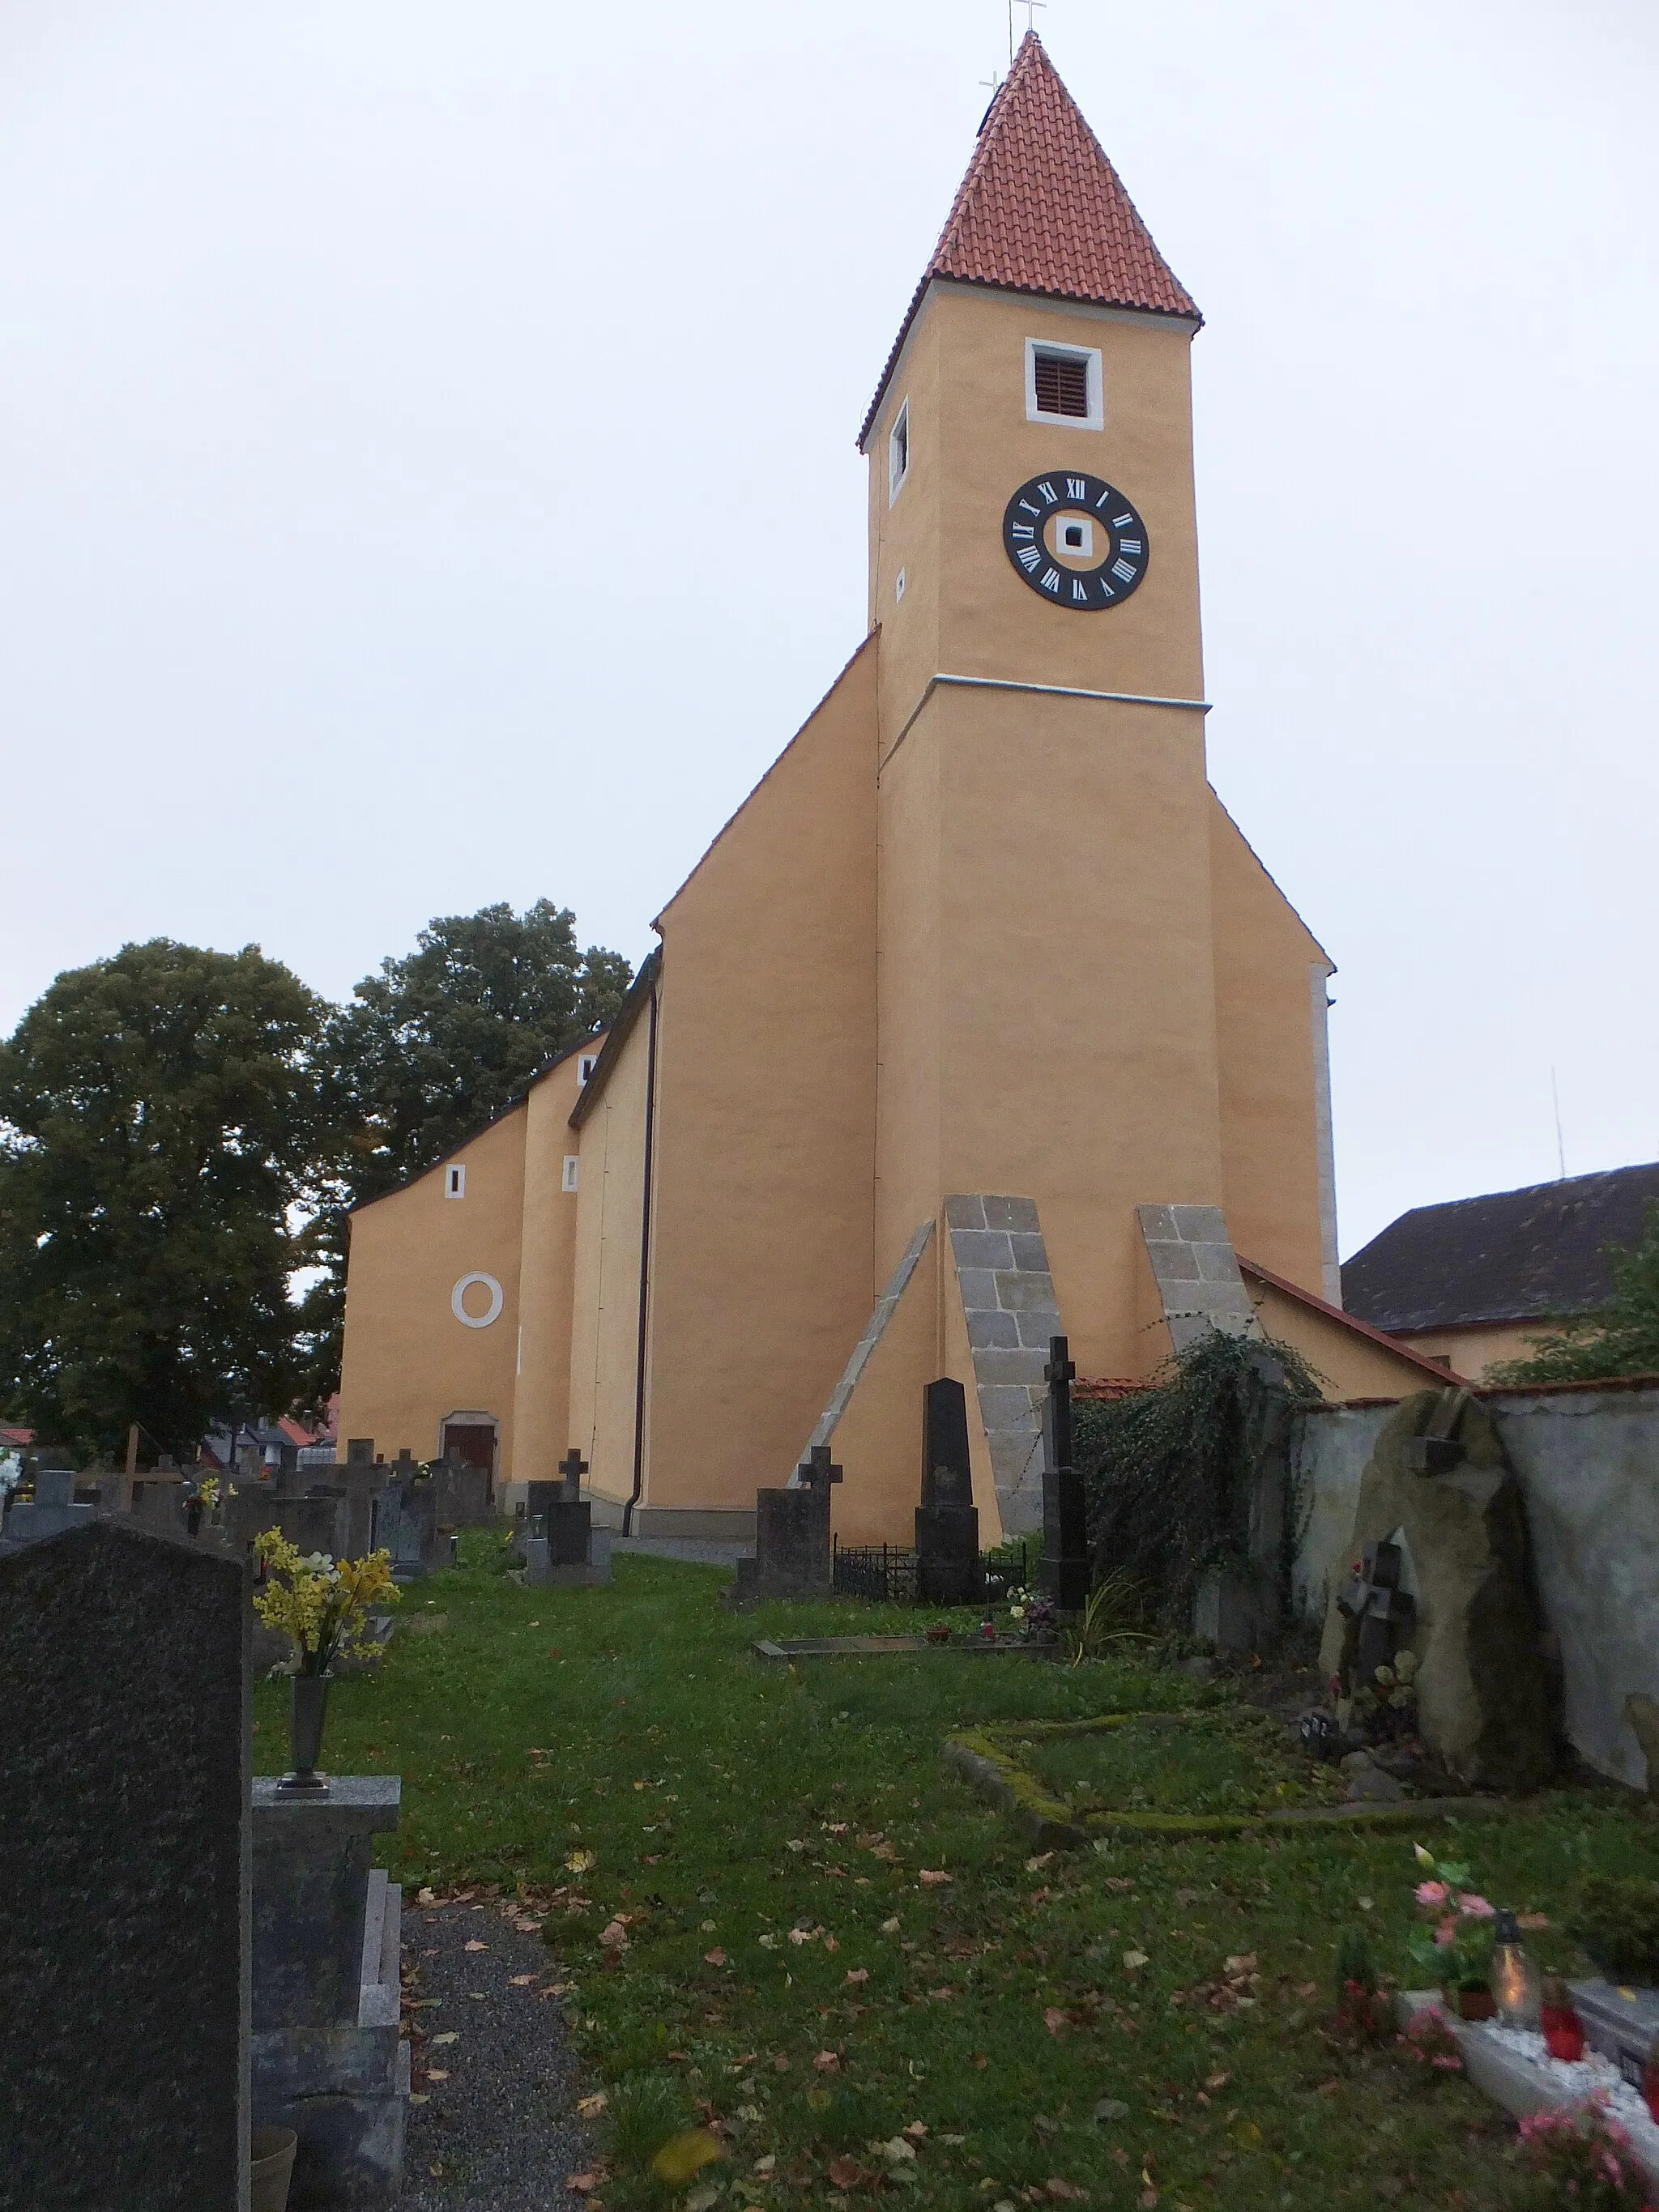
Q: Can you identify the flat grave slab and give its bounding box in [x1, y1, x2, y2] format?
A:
[752, 1634, 1043, 1660]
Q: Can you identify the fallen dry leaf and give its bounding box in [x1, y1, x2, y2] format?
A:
[828, 2156, 872, 2189]
[824, 1936, 840, 1952]
[1223, 1954, 1256, 1976]
[880, 1917, 902, 1936]
[1104, 1877, 1135, 1895]
[565, 1850, 597, 1875]
[1026, 1853, 1055, 1873]
[685, 2189, 720, 2212]
[1043, 2008, 1070, 2037]
[1123, 1950, 1149, 1971]
[813, 2051, 841, 2073]
[773, 2056, 790, 2073]
[918, 1869, 952, 1888]
[424, 2068, 450, 2083]
[873, 2136, 917, 2163]
[510, 1974, 535, 1988]
[464, 1939, 489, 1953]
[430, 2032, 458, 2048]
[705, 1950, 727, 1967]
[846, 1967, 870, 1985]
[1046, 2180, 1088, 2201]
[649, 2132, 723, 2185]
[753, 2155, 778, 2176]
[577, 2093, 608, 2119]
[565, 2173, 601, 2193]
[416, 1886, 437, 1906]
[902, 2121, 928, 2141]
[1294, 1981, 1318, 1998]
[1204, 2072, 1230, 2091]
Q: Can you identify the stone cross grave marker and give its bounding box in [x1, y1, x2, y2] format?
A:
[916, 1378, 983, 1605]
[1040, 1334, 1090, 1610]
[523, 1450, 610, 1586]
[0, 1519, 250, 2210]
[1336, 1537, 1417, 1690]
[729, 1447, 841, 1603]
[559, 1447, 589, 1498]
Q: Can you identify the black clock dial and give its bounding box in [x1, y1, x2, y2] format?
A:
[1001, 471, 1149, 612]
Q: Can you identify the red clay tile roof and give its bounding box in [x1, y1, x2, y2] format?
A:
[860, 34, 1199, 446]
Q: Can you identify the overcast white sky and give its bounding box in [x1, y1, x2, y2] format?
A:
[2, 0, 1655, 1255]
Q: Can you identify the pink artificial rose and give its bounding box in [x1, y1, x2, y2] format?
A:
[1456, 1894, 1495, 1919]
[1415, 1881, 1450, 1907]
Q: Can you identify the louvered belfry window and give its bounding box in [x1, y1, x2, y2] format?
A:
[1033, 349, 1090, 418]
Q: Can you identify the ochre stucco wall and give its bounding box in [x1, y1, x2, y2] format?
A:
[336, 1104, 527, 1474]
[639, 641, 881, 1516]
[510, 1047, 594, 1495]
[567, 1008, 652, 1509]
[1395, 1321, 1545, 1379]
[1243, 1274, 1457, 1400]
[828, 1231, 941, 1548]
[1207, 793, 1333, 1297]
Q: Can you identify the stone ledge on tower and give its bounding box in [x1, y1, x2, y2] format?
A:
[1136, 1203, 1263, 1353]
[945, 1195, 1064, 1536]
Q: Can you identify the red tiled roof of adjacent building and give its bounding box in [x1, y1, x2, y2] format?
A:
[860, 34, 1200, 446]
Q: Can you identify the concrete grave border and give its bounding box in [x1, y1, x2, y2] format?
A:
[944, 1709, 1507, 1850]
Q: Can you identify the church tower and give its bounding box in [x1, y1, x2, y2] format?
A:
[863, 36, 1224, 1366]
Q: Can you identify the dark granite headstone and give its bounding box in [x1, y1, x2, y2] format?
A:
[1039, 1334, 1089, 1610]
[916, 1379, 983, 1605]
[0, 1520, 249, 2210]
[430, 1458, 491, 1528]
[375, 1471, 437, 1582]
[729, 1448, 839, 1603]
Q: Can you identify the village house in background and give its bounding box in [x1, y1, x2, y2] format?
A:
[336, 36, 1443, 1545]
[1343, 1162, 1659, 1380]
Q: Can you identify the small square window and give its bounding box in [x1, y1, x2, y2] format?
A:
[561, 1156, 580, 1194]
[1026, 340, 1102, 429]
[446, 1165, 466, 1200]
[578, 1055, 599, 1085]
[888, 399, 910, 505]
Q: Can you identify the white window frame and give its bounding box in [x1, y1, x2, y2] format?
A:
[1025, 339, 1103, 431]
[561, 1156, 580, 1194]
[888, 399, 910, 505]
[445, 1164, 466, 1200]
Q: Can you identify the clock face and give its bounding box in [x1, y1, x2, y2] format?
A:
[1001, 471, 1149, 612]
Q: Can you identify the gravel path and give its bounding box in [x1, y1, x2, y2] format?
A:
[400, 1890, 596, 2210]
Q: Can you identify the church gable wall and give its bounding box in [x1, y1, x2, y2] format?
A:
[641, 639, 881, 1516]
[337, 1104, 527, 1474]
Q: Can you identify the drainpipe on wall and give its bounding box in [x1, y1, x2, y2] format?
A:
[623, 977, 660, 1537]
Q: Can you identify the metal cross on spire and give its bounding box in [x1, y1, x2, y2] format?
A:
[1009, 0, 1047, 63]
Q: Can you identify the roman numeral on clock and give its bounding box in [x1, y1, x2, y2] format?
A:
[1010, 523, 1035, 541]
[1117, 539, 1142, 556]
[1041, 567, 1062, 593]
[1017, 546, 1042, 572]
[1072, 578, 1089, 602]
[1037, 481, 1059, 505]
[1111, 558, 1138, 582]
[1111, 513, 1134, 527]
[1065, 477, 1087, 501]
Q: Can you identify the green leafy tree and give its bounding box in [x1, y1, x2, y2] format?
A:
[1490, 1202, 1659, 1383]
[330, 899, 632, 1204]
[295, 901, 632, 1397]
[0, 940, 341, 1461]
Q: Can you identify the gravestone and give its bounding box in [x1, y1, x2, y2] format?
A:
[0, 1519, 250, 2209]
[375, 1464, 437, 1583]
[729, 1446, 840, 1603]
[1319, 1386, 1557, 1790]
[253, 1778, 407, 2207]
[1039, 1336, 1090, 1610]
[1192, 1345, 1294, 1653]
[430, 1451, 491, 1528]
[1, 1465, 95, 1549]
[523, 1450, 611, 1587]
[915, 1379, 983, 1605]
[1335, 1537, 1417, 1689]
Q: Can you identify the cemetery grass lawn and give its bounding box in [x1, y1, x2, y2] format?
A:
[254, 1541, 1659, 2211]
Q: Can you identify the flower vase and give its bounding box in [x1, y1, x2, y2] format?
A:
[1539, 2005, 1584, 2063]
[279, 1673, 331, 1793]
[1455, 1986, 1496, 2022]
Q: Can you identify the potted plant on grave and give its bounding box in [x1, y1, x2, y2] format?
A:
[1006, 1587, 1060, 1646]
[253, 1532, 399, 1792]
[925, 1619, 953, 1645]
[1406, 1843, 1500, 2020]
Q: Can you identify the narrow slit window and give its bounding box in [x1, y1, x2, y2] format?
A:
[561, 1156, 580, 1193]
[446, 1165, 466, 1200]
[888, 400, 910, 503]
[578, 1055, 599, 1085]
[1033, 349, 1090, 417]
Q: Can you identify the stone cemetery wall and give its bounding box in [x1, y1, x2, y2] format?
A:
[1293, 1379, 1659, 1791]
[0, 1520, 250, 2210]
